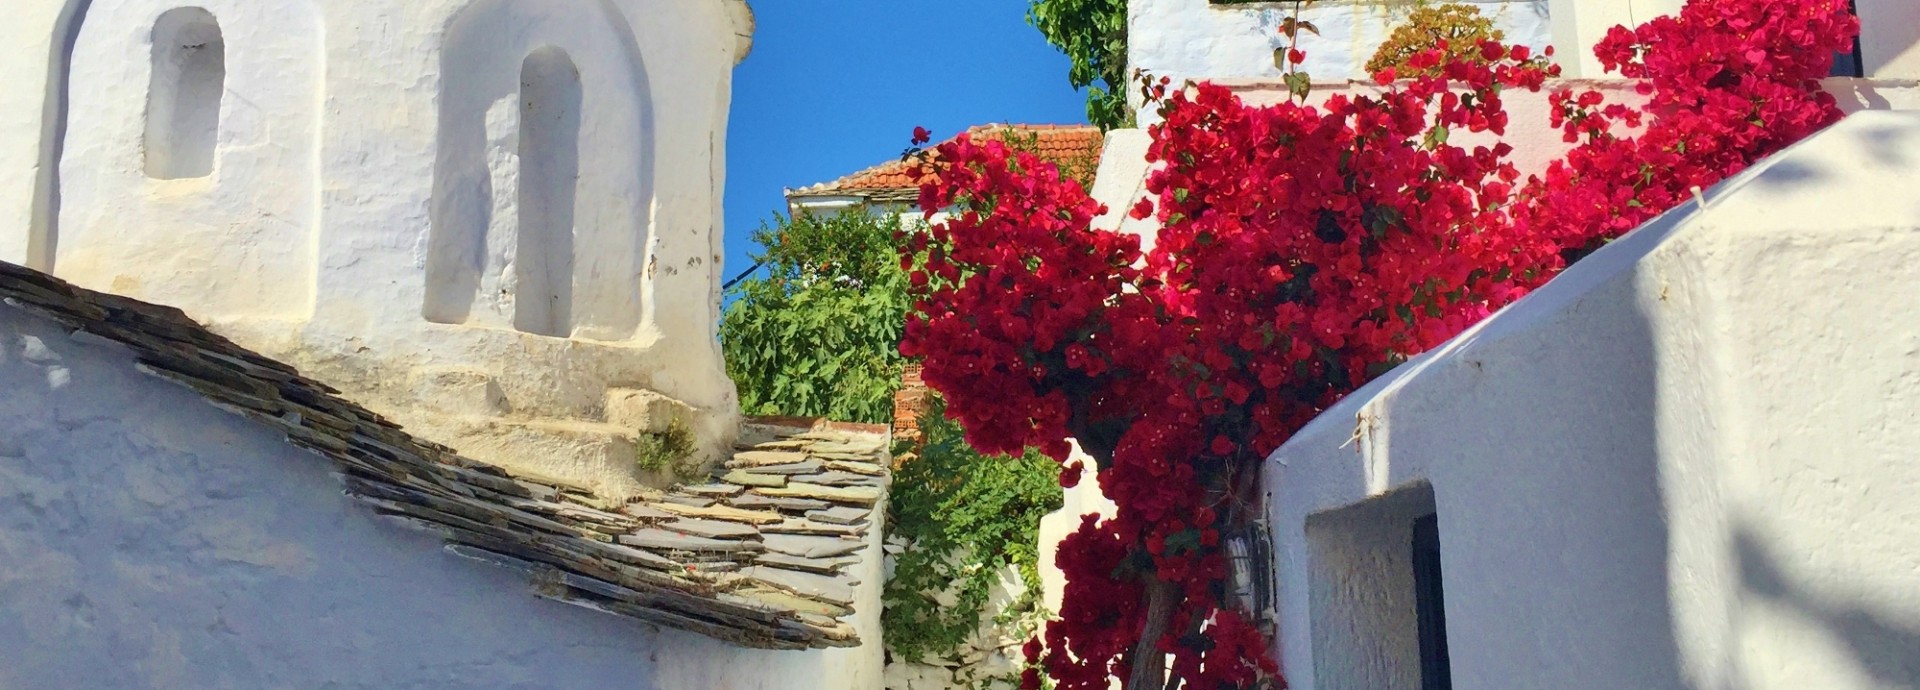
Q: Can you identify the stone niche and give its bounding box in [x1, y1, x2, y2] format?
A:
[426, 0, 654, 342]
[55, 0, 324, 319]
[8, 0, 756, 501]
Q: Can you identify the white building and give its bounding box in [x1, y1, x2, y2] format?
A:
[0, 0, 758, 499]
[1043, 2, 1920, 689]
[0, 1, 893, 687]
[1265, 109, 1920, 690]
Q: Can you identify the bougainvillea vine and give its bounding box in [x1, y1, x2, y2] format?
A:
[900, 1, 1857, 687]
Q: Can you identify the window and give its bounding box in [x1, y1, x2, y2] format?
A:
[145, 8, 225, 180]
[1831, 0, 1864, 78]
[1412, 514, 1453, 690]
[1305, 483, 1437, 690]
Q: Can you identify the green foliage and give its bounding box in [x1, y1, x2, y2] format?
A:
[720, 210, 910, 424]
[1028, 0, 1133, 130]
[634, 419, 696, 475]
[884, 395, 1064, 662]
[1366, 3, 1505, 78]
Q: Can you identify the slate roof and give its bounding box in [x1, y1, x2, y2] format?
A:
[786, 124, 1104, 204]
[0, 260, 888, 650]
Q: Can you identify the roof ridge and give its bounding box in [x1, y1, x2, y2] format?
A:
[787, 122, 1106, 200]
[0, 260, 888, 651]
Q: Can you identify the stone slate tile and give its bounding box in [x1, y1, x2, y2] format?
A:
[727, 494, 831, 512]
[742, 460, 824, 475]
[729, 450, 808, 467]
[763, 519, 865, 537]
[683, 483, 745, 497]
[620, 528, 760, 553]
[726, 588, 852, 618]
[747, 566, 857, 607]
[721, 469, 786, 488]
[823, 460, 887, 477]
[662, 518, 761, 540]
[788, 470, 885, 487]
[659, 494, 716, 508]
[759, 484, 881, 506]
[761, 533, 865, 559]
[805, 506, 873, 526]
[755, 552, 857, 575]
[649, 501, 786, 525]
[621, 504, 677, 520]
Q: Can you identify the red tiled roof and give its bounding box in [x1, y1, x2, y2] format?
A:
[787, 124, 1104, 202]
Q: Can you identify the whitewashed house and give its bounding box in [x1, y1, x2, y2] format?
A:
[1046, 2, 1920, 689]
[0, 1, 893, 687]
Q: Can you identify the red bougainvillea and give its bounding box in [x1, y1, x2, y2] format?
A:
[900, 1, 1856, 688]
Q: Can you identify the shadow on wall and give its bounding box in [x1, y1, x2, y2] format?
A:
[1733, 526, 1920, 690]
[1299, 117, 1920, 690]
[26, 0, 95, 271]
[1627, 118, 1920, 690]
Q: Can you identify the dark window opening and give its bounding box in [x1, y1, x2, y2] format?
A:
[1413, 514, 1453, 690]
[1831, 0, 1864, 78]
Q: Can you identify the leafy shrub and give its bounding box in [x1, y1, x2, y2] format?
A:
[634, 419, 696, 475]
[720, 210, 910, 424]
[884, 395, 1062, 663]
[1367, 3, 1508, 79]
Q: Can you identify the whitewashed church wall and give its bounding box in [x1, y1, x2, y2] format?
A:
[55, 0, 324, 319]
[0, 0, 755, 499]
[0, 294, 876, 690]
[1263, 111, 1920, 690]
[0, 3, 72, 268]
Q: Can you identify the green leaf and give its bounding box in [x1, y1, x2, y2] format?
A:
[1283, 71, 1314, 100]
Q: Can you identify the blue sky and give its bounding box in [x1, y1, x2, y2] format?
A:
[720, 0, 1090, 288]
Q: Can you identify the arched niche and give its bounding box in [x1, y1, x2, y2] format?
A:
[425, 0, 655, 341]
[45, 0, 323, 319]
[514, 46, 582, 338]
[143, 7, 224, 180]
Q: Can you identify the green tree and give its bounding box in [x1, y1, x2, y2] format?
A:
[884, 396, 1062, 664]
[1028, 0, 1132, 130]
[720, 209, 909, 424]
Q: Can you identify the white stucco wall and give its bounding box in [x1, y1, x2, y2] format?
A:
[1857, 0, 1920, 79]
[0, 0, 756, 499]
[0, 293, 878, 690]
[1262, 110, 1920, 690]
[1129, 0, 1552, 95]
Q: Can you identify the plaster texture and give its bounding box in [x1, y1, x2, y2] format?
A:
[1128, 0, 1552, 101]
[1855, 0, 1920, 79]
[1263, 110, 1920, 690]
[0, 0, 760, 500]
[0, 295, 878, 690]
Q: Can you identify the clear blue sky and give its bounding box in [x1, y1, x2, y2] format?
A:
[720, 0, 1090, 287]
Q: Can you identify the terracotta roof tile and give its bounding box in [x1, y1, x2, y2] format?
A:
[787, 124, 1104, 202]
